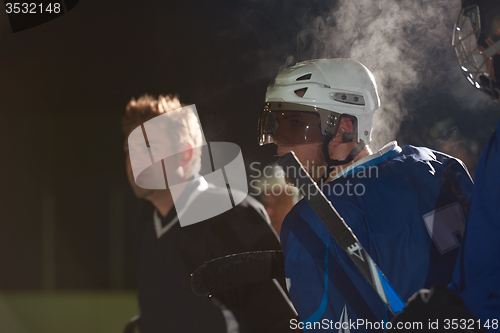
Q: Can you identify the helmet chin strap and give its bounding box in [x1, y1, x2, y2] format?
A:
[318, 134, 366, 185]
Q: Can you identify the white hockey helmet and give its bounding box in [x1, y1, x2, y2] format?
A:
[258, 58, 380, 147]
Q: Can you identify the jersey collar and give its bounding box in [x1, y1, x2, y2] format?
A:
[153, 175, 209, 239]
[329, 141, 402, 182]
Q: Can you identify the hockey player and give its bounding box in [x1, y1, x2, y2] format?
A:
[122, 94, 297, 332]
[449, 0, 500, 326]
[257, 58, 474, 332]
[388, 2, 500, 331]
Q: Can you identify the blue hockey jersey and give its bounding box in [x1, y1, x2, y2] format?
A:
[451, 119, 500, 329]
[281, 143, 473, 332]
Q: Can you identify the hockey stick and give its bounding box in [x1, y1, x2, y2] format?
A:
[191, 250, 285, 296]
[277, 151, 405, 314]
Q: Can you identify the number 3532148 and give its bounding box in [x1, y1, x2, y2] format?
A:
[5, 3, 61, 14]
[443, 319, 498, 330]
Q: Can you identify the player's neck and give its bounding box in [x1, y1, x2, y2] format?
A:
[150, 190, 175, 218]
[149, 177, 193, 217]
[326, 146, 372, 181]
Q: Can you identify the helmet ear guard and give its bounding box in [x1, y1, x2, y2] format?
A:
[318, 115, 365, 184]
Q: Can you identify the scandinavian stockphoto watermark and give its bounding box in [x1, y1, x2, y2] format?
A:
[249, 161, 379, 200]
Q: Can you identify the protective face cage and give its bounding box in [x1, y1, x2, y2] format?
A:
[453, 5, 500, 99]
[258, 102, 342, 146]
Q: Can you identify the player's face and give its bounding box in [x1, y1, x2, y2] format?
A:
[272, 111, 324, 145]
[271, 110, 328, 182]
[275, 139, 327, 182]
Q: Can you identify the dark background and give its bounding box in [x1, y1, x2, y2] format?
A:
[0, 0, 498, 290]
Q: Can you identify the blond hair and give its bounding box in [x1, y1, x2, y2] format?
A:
[122, 94, 203, 177]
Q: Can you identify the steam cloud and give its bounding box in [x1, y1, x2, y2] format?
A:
[295, 0, 463, 149]
[226, 0, 496, 164]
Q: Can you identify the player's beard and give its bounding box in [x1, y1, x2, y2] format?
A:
[283, 146, 328, 186]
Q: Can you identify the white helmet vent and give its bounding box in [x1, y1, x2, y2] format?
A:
[296, 73, 312, 81]
[331, 93, 365, 106]
[294, 88, 308, 97]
